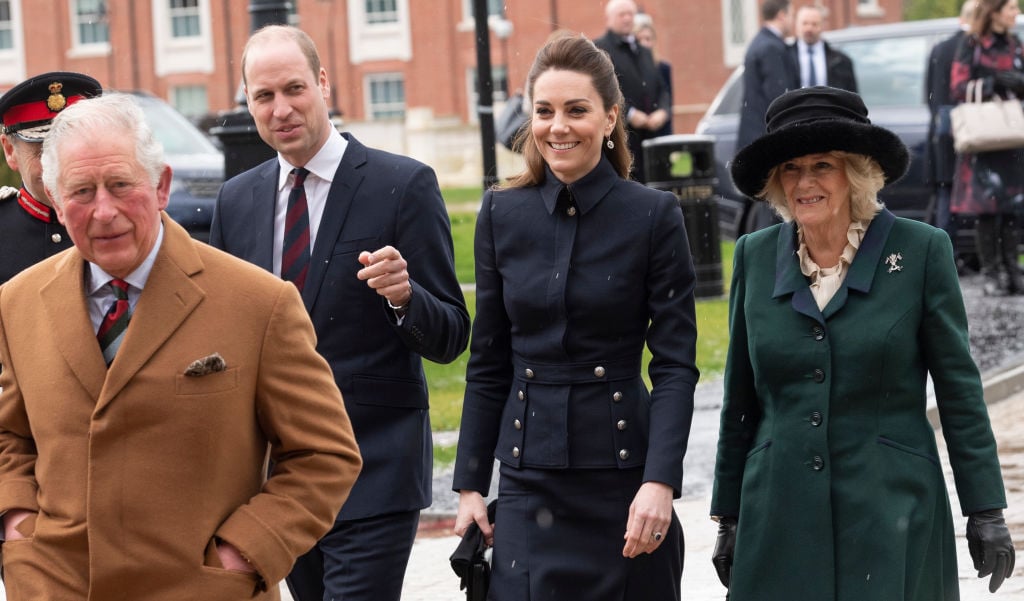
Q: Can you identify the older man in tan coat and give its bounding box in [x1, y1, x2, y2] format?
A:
[0, 93, 362, 600]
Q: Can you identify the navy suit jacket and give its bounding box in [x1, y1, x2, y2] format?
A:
[210, 133, 469, 520]
[738, 26, 799, 151]
[787, 41, 859, 93]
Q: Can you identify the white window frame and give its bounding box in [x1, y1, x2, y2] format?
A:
[68, 0, 110, 57]
[721, 0, 758, 68]
[365, 72, 406, 121]
[0, 0, 25, 84]
[169, 0, 201, 38]
[152, 0, 214, 75]
[347, 0, 410, 63]
[856, 0, 885, 18]
[170, 84, 208, 119]
[466, 65, 508, 123]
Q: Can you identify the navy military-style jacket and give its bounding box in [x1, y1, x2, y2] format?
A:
[0, 187, 73, 284]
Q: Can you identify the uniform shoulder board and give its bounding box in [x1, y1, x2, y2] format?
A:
[0, 186, 18, 201]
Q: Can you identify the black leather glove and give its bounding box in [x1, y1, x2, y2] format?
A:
[711, 516, 737, 589]
[994, 70, 1024, 96]
[966, 508, 1016, 593]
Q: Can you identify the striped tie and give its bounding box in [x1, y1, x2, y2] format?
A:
[282, 167, 311, 291]
[97, 278, 132, 366]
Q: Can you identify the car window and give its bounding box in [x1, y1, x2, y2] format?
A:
[130, 94, 220, 156]
[830, 34, 932, 108]
[712, 70, 744, 116]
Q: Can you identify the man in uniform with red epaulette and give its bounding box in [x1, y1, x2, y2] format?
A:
[0, 72, 102, 283]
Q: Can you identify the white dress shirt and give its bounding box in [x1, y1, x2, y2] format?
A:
[797, 39, 828, 88]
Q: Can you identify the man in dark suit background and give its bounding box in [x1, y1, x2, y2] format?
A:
[209, 25, 470, 601]
[790, 5, 858, 93]
[594, 0, 671, 182]
[926, 0, 975, 251]
[737, 0, 797, 231]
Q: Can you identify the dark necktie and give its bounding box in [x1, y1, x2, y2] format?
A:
[97, 278, 132, 366]
[807, 46, 818, 87]
[282, 167, 311, 291]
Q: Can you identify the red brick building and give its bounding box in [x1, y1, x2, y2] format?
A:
[0, 0, 903, 184]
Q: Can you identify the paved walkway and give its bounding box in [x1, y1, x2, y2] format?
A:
[394, 375, 1024, 601]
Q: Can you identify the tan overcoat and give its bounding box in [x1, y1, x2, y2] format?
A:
[0, 215, 362, 600]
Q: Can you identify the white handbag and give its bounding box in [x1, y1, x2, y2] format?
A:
[950, 79, 1024, 154]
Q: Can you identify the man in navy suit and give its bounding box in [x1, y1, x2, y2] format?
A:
[737, 0, 797, 152]
[789, 5, 858, 93]
[209, 25, 470, 601]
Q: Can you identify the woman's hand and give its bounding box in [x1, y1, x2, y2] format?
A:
[454, 490, 494, 547]
[622, 481, 673, 558]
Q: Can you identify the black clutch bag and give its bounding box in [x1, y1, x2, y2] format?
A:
[449, 500, 497, 601]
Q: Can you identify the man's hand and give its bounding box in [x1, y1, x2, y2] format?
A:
[646, 109, 669, 132]
[357, 246, 412, 309]
[215, 539, 257, 574]
[3, 508, 35, 541]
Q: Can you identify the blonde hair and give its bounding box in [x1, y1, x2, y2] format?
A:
[758, 151, 885, 222]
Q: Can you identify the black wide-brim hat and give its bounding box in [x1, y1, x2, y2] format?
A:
[730, 86, 909, 199]
[0, 71, 102, 142]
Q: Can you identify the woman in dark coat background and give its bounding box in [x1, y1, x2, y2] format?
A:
[711, 86, 1014, 600]
[951, 0, 1024, 295]
[452, 32, 699, 601]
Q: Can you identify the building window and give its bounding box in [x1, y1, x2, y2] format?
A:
[73, 0, 108, 46]
[0, 1, 12, 50]
[365, 0, 398, 24]
[170, 0, 200, 38]
[171, 85, 208, 119]
[856, 0, 885, 17]
[721, 0, 756, 67]
[462, 0, 505, 19]
[367, 73, 405, 120]
[468, 66, 508, 122]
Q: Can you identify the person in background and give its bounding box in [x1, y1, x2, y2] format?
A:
[712, 86, 1014, 599]
[210, 25, 470, 601]
[789, 5, 858, 93]
[595, 0, 671, 182]
[950, 0, 1024, 295]
[0, 93, 362, 600]
[0, 72, 101, 284]
[454, 32, 699, 601]
[634, 16, 673, 137]
[737, 0, 797, 152]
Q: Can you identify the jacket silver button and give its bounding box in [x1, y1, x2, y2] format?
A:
[617, 419, 627, 431]
[594, 366, 606, 378]
[812, 326, 825, 341]
[567, 206, 577, 216]
[612, 391, 622, 402]
[812, 368, 825, 383]
[811, 455, 824, 470]
[51, 233, 63, 243]
[619, 449, 630, 460]
[518, 390, 525, 401]
[525, 368, 534, 379]
[512, 446, 520, 458]
[514, 419, 522, 430]
[810, 411, 823, 427]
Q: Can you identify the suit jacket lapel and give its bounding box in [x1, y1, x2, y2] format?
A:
[248, 161, 279, 273]
[771, 221, 824, 325]
[303, 133, 366, 311]
[39, 252, 106, 401]
[97, 216, 205, 410]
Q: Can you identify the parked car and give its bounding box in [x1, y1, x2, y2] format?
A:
[696, 16, 1022, 261]
[128, 91, 224, 242]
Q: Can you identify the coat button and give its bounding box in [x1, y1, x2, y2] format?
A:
[567, 206, 577, 216]
[617, 419, 628, 431]
[51, 233, 63, 243]
[612, 391, 622, 402]
[619, 449, 630, 460]
[525, 368, 534, 379]
[813, 368, 825, 383]
[594, 366, 606, 378]
[512, 446, 521, 458]
[518, 390, 525, 401]
[812, 326, 825, 341]
[514, 419, 522, 430]
[811, 455, 824, 470]
[810, 411, 823, 427]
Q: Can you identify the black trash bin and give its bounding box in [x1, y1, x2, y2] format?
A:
[643, 134, 724, 299]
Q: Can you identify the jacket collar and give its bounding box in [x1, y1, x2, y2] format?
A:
[540, 156, 617, 215]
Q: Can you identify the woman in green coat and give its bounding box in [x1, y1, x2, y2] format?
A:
[709, 86, 1015, 600]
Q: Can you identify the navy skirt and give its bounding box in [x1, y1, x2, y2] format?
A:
[489, 464, 683, 601]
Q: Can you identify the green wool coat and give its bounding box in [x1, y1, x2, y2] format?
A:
[711, 210, 1006, 600]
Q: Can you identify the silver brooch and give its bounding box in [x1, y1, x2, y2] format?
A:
[885, 252, 903, 273]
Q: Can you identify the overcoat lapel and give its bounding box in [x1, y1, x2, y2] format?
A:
[96, 216, 205, 412]
[39, 252, 106, 401]
[771, 221, 824, 325]
[303, 134, 366, 312]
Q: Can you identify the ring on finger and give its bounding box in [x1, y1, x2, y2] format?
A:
[652, 531, 663, 542]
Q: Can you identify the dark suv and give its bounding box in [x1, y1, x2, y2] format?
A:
[696, 16, 1017, 253]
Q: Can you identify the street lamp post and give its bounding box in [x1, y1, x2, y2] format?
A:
[210, 1, 292, 179]
[472, 0, 499, 190]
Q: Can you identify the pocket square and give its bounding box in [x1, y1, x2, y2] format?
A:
[184, 353, 226, 377]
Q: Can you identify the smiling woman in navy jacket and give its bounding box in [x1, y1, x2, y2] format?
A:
[452, 32, 699, 601]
